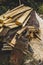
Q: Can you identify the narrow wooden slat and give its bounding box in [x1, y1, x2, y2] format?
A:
[4, 22, 19, 29]
[0, 27, 3, 33]
[23, 15, 31, 27]
[4, 18, 12, 24]
[17, 26, 27, 35]
[8, 36, 16, 47]
[4, 13, 23, 24]
[28, 26, 35, 29]
[10, 6, 31, 18]
[0, 16, 6, 23]
[8, 24, 19, 29]
[3, 5, 25, 18]
[15, 9, 32, 25]
[4, 22, 15, 26]
[0, 4, 24, 23]
[3, 6, 31, 18]
[4, 4, 24, 16]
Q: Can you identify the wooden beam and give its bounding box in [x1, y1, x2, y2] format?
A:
[17, 26, 27, 35]
[10, 6, 32, 18]
[4, 13, 23, 24]
[3, 6, 31, 18]
[0, 27, 3, 33]
[4, 4, 24, 16]
[8, 24, 19, 29]
[15, 9, 32, 25]
[22, 15, 31, 27]
[8, 36, 16, 47]
[0, 4, 24, 23]
[4, 22, 16, 26]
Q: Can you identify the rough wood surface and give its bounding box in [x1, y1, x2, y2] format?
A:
[17, 26, 27, 35]
[23, 15, 31, 27]
[3, 6, 31, 18]
[15, 10, 32, 25]
[3, 4, 24, 16]
[8, 35, 16, 47]
[4, 13, 23, 24]
[0, 28, 3, 33]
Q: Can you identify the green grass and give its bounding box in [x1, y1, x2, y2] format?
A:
[37, 4, 43, 14]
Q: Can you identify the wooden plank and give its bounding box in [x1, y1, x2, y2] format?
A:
[22, 15, 31, 27]
[3, 6, 31, 18]
[15, 9, 32, 25]
[4, 4, 24, 16]
[4, 22, 16, 26]
[27, 26, 36, 32]
[3, 5, 25, 18]
[17, 26, 27, 35]
[8, 27, 27, 47]
[0, 4, 24, 23]
[0, 23, 3, 27]
[4, 18, 12, 24]
[0, 16, 6, 23]
[4, 22, 19, 29]
[10, 6, 31, 18]
[8, 24, 19, 29]
[8, 36, 16, 47]
[0, 27, 3, 33]
[4, 13, 23, 24]
[0, 10, 10, 22]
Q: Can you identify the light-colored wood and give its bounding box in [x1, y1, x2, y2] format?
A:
[0, 27, 3, 32]
[4, 18, 12, 24]
[0, 4, 24, 22]
[4, 22, 16, 26]
[23, 15, 31, 27]
[4, 13, 23, 24]
[15, 9, 32, 25]
[4, 4, 24, 16]
[8, 24, 19, 29]
[0, 4, 24, 23]
[3, 6, 31, 18]
[0, 10, 10, 21]
[3, 6, 25, 18]
[0, 16, 6, 23]
[10, 6, 31, 18]
[8, 36, 16, 47]
[0, 10, 10, 22]
[17, 26, 27, 35]
[0, 23, 3, 27]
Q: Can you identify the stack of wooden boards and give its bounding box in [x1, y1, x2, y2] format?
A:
[0, 4, 33, 49]
[0, 4, 43, 64]
[0, 4, 32, 29]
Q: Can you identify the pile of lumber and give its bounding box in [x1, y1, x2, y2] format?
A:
[0, 4, 43, 65]
[0, 4, 33, 47]
[0, 4, 32, 28]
